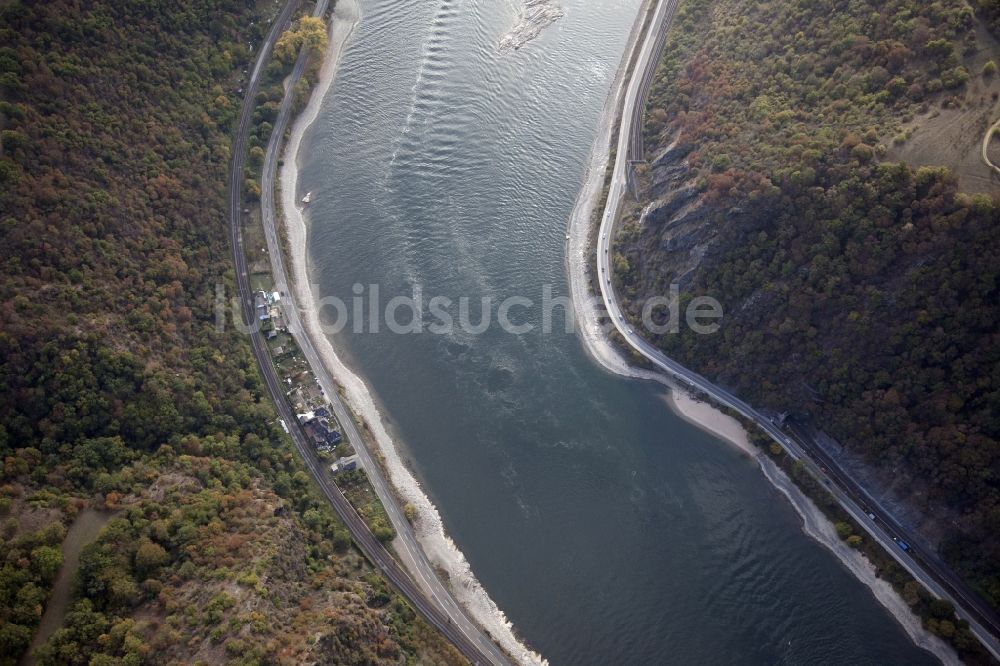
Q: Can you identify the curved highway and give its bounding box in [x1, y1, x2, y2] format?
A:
[594, 0, 1000, 659]
[229, 3, 510, 663]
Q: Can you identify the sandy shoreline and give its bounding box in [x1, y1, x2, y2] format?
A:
[669, 392, 955, 660]
[665, 391, 753, 455]
[665, 392, 955, 661]
[278, 3, 543, 664]
[667, 393, 955, 661]
[563, 2, 956, 662]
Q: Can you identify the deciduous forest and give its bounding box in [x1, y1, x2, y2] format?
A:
[0, 1, 461, 663]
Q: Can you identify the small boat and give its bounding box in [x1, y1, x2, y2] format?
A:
[302, 192, 312, 204]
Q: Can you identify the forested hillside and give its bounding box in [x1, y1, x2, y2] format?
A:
[617, 0, 1000, 632]
[0, 1, 461, 663]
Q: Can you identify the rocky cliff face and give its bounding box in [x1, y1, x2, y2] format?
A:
[638, 144, 710, 289]
[619, 134, 760, 296]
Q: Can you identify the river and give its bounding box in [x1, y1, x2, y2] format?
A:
[295, 0, 940, 662]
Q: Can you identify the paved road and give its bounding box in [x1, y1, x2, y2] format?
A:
[625, 0, 674, 164]
[593, 0, 1000, 660]
[228, 3, 510, 664]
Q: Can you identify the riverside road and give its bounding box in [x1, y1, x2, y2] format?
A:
[595, 0, 1000, 658]
[228, 2, 510, 663]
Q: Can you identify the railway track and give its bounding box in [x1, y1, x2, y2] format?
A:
[226, 4, 503, 662]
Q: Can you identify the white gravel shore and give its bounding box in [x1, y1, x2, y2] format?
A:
[277, 2, 544, 663]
